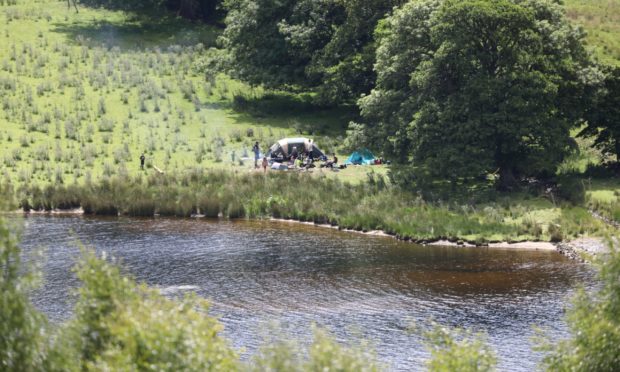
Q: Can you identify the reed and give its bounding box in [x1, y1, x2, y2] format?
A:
[12, 170, 607, 242]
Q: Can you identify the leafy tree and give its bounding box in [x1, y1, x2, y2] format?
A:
[0, 218, 47, 372]
[219, 0, 404, 104]
[539, 240, 620, 371]
[251, 326, 380, 371]
[580, 66, 620, 162]
[47, 248, 239, 371]
[357, 0, 593, 189]
[424, 324, 496, 372]
[77, 0, 165, 12]
[77, 0, 223, 21]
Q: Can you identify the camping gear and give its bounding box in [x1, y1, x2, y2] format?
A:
[268, 138, 326, 160]
[270, 162, 288, 170]
[344, 149, 376, 165]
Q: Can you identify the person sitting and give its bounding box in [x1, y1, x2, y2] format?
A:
[323, 153, 338, 169]
[303, 156, 315, 170]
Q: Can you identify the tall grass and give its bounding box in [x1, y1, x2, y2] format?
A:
[9, 170, 607, 242]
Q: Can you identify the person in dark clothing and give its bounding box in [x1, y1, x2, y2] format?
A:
[140, 153, 145, 169]
[252, 141, 260, 168]
[322, 153, 338, 169]
[291, 146, 299, 162]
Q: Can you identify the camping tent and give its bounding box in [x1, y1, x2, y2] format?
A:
[344, 149, 376, 165]
[268, 138, 325, 160]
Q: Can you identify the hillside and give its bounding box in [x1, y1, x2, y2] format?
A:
[0, 0, 618, 190]
[0, 0, 363, 190]
[564, 0, 620, 66]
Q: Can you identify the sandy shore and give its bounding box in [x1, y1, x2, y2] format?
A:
[270, 218, 559, 251]
[556, 237, 613, 261]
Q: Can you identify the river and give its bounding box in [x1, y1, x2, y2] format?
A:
[17, 215, 591, 370]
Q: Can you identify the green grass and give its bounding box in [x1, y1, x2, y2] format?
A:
[5, 170, 610, 243]
[0, 0, 360, 190]
[564, 0, 620, 66]
[1, 0, 618, 191]
[0, 0, 617, 242]
[585, 178, 620, 223]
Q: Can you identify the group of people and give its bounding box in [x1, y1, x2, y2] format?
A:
[139, 143, 339, 173]
[252, 141, 339, 172]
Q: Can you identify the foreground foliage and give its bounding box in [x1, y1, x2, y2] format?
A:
[539, 239, 620, 371]
[0, 215, 386, 371]
[2, 215, 620, 371]
[46, 249, 239, 371]
[0, 218, 46, 371]
[424, 325, 496, 372]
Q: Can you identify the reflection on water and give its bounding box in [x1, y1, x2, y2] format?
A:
[18, 215, 591, 371]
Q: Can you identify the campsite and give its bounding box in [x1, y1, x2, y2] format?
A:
[1, 0, 620, 371]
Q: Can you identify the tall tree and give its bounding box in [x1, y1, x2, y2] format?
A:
[357, 0, 593, 189]
[219, 0, 404, 104]
[76, 0, 222, 21]
[580, 66, 620, 162]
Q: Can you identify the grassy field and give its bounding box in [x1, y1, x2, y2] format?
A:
[564, 0, 620, 66]
[0, 0, 618, 242]
[0, 0, 368, 190]
[0, 0, 617, 189]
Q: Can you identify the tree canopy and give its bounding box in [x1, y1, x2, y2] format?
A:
[77, 0, 223, 21]
[356, 0, 594, 188]
[219, 0, 405, 104]
[580, 66, 620, 162]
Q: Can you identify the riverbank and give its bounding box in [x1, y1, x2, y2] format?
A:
[14, 213, 591, 371]
[12, 203, 606, 259]
[3, 171, 612, 245]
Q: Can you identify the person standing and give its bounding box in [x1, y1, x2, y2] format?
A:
[262, 156, 268, 173]
[252, 141, 260, 168]
[140, 153, 145, 170]
[291, 146, 298, 162]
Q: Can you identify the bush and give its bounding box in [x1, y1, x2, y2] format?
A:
[547, 223, 563, 242]
[0, 217, 47, 371]
[556, 176, 585, 205]
[49, 249, 238, 371]
[125, 195, 156, 217]
[251, 326, 379, 372]
[540, 240, 620, 371]
[226, 201, 245, 219]
[424, 324, 496, 372]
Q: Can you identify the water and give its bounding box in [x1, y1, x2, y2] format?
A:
[18, 215, 591, 371]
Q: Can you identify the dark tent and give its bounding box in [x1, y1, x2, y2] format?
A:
[268, 138, 325, 160]
[344, 149, 376, 165]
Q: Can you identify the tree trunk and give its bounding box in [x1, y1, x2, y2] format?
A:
[496, 167, 517, 191]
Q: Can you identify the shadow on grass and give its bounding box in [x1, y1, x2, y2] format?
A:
[228, 92, 358, 136]
[51, 14, 220, 50]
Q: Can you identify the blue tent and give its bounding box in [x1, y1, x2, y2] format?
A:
[344, 149, 376, 165]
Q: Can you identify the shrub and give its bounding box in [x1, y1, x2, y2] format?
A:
[98, 118, 114, 132]
[125, 195, 156, 217]
[548, 223, 563, 242]
[49, 249, 238, 371]
[424, 324, 496, 372]
[539, 240, 620, 371]
[0, 217, 47, 371]
[251, 326, 379, 372]
[556, 176, 585, 205]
